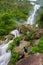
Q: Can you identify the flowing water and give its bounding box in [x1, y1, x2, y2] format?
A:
[10, 29, 20, 37]
[0, 40, 13, 65]
[0, 30, 20, 65]
[26, 0, 40, 25]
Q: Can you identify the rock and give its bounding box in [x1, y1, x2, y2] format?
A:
[18, 51, 24, 60]
[0, 40, 4, 45]
[15, 40, 27, 52]
[16, 53, 42, 65]
[10, 29, 20, 37]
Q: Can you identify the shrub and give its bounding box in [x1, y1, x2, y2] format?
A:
[8, 35, 23, 51]
[36, 7, 43, 28]
[8, 41, 15, 51]
[14, 37, 20, 46]
[9, 51, 19, 65]
[20, 25, 31, 34]
[38, 37, 43, 51]
[30, 40, 34, 46]
[29, 46, 39, 54]
[24, 33, 35, 41]
[29, 37, 43, 54]
[38, 37, 43, 48]
[0, 13, 17, 37]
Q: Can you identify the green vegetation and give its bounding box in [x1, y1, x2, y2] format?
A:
[20, 25, 31, 34]
[0, 0, 32, 39]
[8, 36, 23, 51]
[29, 37, 43, 54]
[38, 37, 43, 53]
[8, 35, 23, 65]
[36, 7, 43, 28]
[24, 33, 35, 41]
[7, 28, 43, 65]
[0, 0, 32, 22]
[8, 51, 19, 65]
[0, 13, 17, 36]
[29, 46, 39, 54]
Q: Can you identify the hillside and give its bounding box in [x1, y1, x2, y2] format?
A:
[0, 0, 32, 21]
[0, 0, 43, 65]
[0, 0, 33, 39]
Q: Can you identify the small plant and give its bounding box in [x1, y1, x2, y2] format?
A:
[24, 33, 35, 41]
[14, 36, 23, 46]
[8, 35, 23, 51]
[38, 37, 43, 48]
[9, 51, 19, 65]
[8, 41, 16, 51]
[30, 40, 34, 46]
[29, 37, 43, 54]
[29, 46, 39, 54]
[38, 37, 43, 53]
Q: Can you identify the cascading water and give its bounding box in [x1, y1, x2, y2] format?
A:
[0, 40, 13, 65]
[10, 29, 20, 37]
[26, 0, 40, 25]
[0, 30, 20, 65]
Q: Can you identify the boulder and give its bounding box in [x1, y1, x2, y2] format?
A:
[17, 53, 42, 65]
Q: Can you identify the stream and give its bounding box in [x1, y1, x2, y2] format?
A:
[0, 30, 20, 65]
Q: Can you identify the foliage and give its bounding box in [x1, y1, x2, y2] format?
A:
[29, 46, 39, 54]
[29, 37, 43, 54]
[8, 41, 16, 51]
[36, 7, 43, 28]
[8, 51, 19, 65]
[24, 33, 35, 41]
[20, 25, 31, 34]
[8, 35, 23, 51]
[30, 40, 34, 46]
[0, 13, 17, 37]
[0, 0, 33, 39]
[38, 37, 43, 53]
[0, 0, 32, 22]
[8, 36, 24, 65]
[0, 36, 5, 40]
[14, 36, 24, 46]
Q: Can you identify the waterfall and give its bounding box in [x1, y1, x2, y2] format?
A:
[10, 29, 20, 38]
[0, 40, 13, 65]
[0, 29, 20, 65]
[26, 0, 40, 25]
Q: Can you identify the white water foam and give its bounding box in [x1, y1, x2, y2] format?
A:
[25, 0, 40, 25]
